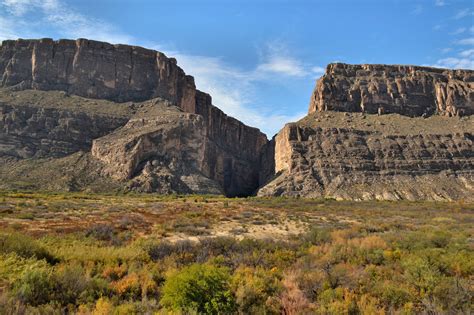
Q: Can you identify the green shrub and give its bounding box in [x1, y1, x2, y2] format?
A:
[402, 256, 441, 296]
[304, 227, 331, 245]
[161, 263, 236, 314]
[231, 267, 281, 314]
[0, 233, 57, 264]
[377, 282, 413, 308]
[432, 277, 471, 313]
[13, 267, 54, 306]
[52, 263, 89, 305]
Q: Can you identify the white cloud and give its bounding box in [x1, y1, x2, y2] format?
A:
[255, 41, 309, 77]
[457, 37, 474, 45]
[435, 0, 446, 6]
[169, 50, 313, 135]
[311, 66, 326, 76]
[433, 48, 474, 69]
[0, 0, 134, 44]
[440, 47, 453, 54]
[454, 8, 473, 19]
[257, 56, 308, 77]
[432, 25, 473, 70]
[450, 27, 466, 35]
[459, 48, 474, 57]
[434, 57, 474, 69]
[2, 0, 36, 16]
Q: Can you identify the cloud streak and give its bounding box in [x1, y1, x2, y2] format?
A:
[454, 8, 473, 19]
[457, 37, 474, 45]
[1, 0, 134, 43]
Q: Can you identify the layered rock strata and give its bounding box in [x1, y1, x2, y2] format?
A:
[309, 63, 474, 117]
[0, 38, 196, 107]
[259, 62, 474, 201]
[2, 39, 473, 200]
[0, 39, 267, 196]
[91, 101, 222, 194]
[0, 89, 131, 158]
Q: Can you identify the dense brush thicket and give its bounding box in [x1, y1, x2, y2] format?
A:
[0, 193, 472, 314]
[0, 223, 472, 314]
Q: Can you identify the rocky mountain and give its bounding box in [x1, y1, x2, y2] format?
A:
[0, 38, 267, 196]
[1, 39, 473, 200]
[309, 63, 473, 117]
[258, 63, 474, 200]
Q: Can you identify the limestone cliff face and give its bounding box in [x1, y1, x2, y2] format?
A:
[0, 38, 267, 197]
[0, 38, 196, 108]
[194, 91, 268, 196]
[3, 38, 472, 200]
[259, 63, 474, 200]
[91, 102, 223, 195]
[309, 63, 474, 117]
[258, 112, 474, 201]
[0, 90, 131, 159]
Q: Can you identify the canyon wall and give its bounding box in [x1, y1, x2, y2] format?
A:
[0, 38, 196, 107]
[259, 64, 474, 200]
[0, 39, 267, 196]
[2, 39, 473, 200]
[309, 63, 474, 117]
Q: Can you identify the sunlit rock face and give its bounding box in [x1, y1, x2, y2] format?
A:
[309, 63, 474, 117]
[0, 38, 196, 107]
[0, 39, 268, 197]
[259, 64, 474, 201]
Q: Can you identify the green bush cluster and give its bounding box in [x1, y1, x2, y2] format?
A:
[0, 197, 472, 314]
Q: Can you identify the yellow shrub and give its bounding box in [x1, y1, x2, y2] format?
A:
[77, 304, 92, 315]
[102, 265, 127, 281]
[111, 273, 140, 297]
[357, 294, 385, 315]
[349, 236, 387, 250]
[93, 298, 114, 315]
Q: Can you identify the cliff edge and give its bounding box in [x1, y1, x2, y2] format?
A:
[259, 63, 474, 200]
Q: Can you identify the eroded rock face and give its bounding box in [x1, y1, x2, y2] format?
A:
[195, 91, 268, 196]
[91, 101, 223, 194]
[259, 64, 474, 200]
[258, 112, 474, 200]
[0, 38, 196, 108]
[0, 90, 130, 158]
[0, 38, 268, 197]
[309, 63, 474, 117]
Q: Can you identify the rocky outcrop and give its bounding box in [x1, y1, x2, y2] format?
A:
[194, 91, 268, 196]
[91, 101, 222, 194]
[0, 39, 268, 197]
[90, 96, 267, 196]
[0, 89, 130, 158]
[259, 63, 474, 200]
[2, 38, 473, 200]
[0, 38, 196, 108]
[309, 63, 474, 117]
[258, 112, 474, 200]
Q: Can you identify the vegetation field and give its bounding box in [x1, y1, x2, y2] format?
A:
[0, 191, 472, 314]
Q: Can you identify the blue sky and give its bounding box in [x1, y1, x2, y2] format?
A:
[1, 0, 473, 136]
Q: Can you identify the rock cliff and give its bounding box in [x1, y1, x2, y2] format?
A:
[0, 38, 196, 107]
[0, 89, 131, 159]
[0, 39, 267, 196]
[309, 63, 474, 117]
[259, 63, 474, 200]
[2, 39, 473, 200]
